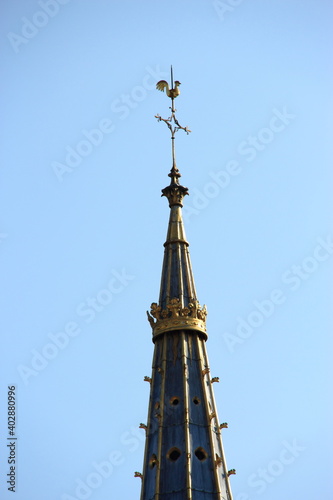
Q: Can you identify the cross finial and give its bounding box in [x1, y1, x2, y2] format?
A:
[155, 66, 191, 172]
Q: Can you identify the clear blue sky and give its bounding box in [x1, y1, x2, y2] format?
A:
[1, 1, 332, 499]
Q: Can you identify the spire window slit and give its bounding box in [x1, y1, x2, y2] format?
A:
[194, 447, 208, 462]
[167, 447, 181, 462]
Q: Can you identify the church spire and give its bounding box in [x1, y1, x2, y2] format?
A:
[137, 69, 235, 500]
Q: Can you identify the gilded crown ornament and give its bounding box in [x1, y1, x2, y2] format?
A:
[147, 297, 207, 339]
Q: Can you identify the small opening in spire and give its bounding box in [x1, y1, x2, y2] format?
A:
[170, 396, 180, 406]
[195, 447, 208, 462]
[149, 454, 158, 469]
[167, 447, 181, 462]
[193, 396, 201, 405]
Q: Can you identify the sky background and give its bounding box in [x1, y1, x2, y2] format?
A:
[1, 1, 332, 499]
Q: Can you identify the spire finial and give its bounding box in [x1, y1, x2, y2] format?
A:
[155, 66, 191, 175]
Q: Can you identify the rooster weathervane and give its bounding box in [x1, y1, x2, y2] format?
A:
[155, 66, 191, 170]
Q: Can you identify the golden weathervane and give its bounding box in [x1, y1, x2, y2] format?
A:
[155, 66, 191, 169]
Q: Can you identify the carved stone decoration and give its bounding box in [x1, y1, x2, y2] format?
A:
[150, 302, 161, 319]
[146, 297, 208, 339]
[215, 454, 223, 468]
[161, 181, 189, 207]
[167, 297, 182, 317]
[139, 423, 148, 434]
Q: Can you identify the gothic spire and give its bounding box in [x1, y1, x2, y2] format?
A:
[137, 69, 234, 500]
